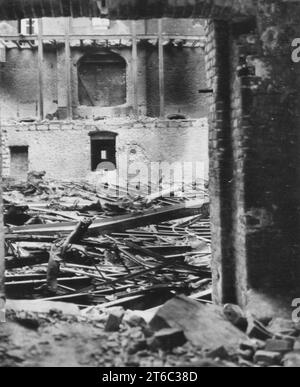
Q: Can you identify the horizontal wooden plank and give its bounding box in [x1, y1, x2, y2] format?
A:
[6, 200, 208, 236]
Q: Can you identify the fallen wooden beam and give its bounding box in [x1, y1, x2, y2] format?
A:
[6, 200, 207, 236]
[5, 252, 50, 269]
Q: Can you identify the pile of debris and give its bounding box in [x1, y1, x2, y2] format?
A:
[2, 174, 300, 367]
[3, 295, 300, 367]
[3, 173, 211, 311]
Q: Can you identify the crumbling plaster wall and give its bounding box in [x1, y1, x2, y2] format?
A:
[1, 118, 208, 181]
[0, 44, 208, 120]
[146, 45, 208, 118]
[0, 48, 58, 120]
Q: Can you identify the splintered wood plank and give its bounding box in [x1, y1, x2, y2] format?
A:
[7, 200, 207, 236]
[150, 295, 247, 350]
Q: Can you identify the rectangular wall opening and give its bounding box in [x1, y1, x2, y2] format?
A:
[91, 139, 116, 171]
[10, 146, 29, 181]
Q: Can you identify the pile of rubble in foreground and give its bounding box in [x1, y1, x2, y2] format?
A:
[2, 296, 300, 367]
[3, 174, 299, 367]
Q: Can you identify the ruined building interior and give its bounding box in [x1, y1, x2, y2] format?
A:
[0, 0, 300, 369]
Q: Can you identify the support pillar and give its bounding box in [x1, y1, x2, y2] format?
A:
[207, 5, 300, 319]
[65, 17, 72, 120]
[0, 116, 5, 314]
[37, 18, 44, 121]
[158, 19, 165, 119]
[131, 21, 139, 118]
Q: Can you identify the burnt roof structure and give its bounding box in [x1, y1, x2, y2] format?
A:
[0, 0, 254, 21]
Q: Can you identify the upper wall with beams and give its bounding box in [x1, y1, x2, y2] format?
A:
[0, 0, 254, 21]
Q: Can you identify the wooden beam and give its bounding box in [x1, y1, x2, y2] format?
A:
[131, 21, 139, 118]
[0, 34, 206, 41]
[6, 200, 207, 236]
[37, 19, 44, 120]
[158, 19, 165, 119]
[65, 17, 72, 119]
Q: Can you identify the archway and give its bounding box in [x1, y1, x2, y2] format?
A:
[78, 52, 127, 107]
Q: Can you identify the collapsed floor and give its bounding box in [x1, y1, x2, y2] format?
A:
[2, 174, 300, 367]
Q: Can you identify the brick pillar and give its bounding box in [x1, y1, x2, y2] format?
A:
[205, 20, 236, 305]
[207, 5, 300, 319]
[0, 122, 5, 304]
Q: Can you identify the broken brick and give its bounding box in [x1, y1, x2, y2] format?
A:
[148, 328, 187, 351]
[283, 351, 300, 367]
[254, 351, 282, 366]
[105, 308, 125, 332]
[265, 339, 294, 354]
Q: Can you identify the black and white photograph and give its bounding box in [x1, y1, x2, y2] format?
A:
[0, 0, 300, 370]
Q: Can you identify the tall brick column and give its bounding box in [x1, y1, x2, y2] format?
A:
[207, 3, 300, 319]
[0, 122, 5, 304]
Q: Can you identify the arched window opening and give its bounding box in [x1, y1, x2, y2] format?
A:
[78, 52, 126, 107]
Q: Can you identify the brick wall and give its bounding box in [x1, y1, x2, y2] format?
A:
[0, 44, 208, 121]
[1, 118, 208, 182]
[205, 20, 237, 304]
[204, 3, 300, 315]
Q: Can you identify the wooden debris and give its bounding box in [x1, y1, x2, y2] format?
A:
[7, 200, 207, 236]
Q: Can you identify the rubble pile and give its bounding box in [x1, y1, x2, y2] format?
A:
[2, 295, 300, 367]
[3, 174, 211, 310]
[4, 174, 299, 367]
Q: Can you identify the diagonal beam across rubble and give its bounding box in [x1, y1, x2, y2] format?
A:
[6, 200, 208, 236]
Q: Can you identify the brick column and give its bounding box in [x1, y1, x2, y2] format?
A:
[207, 4, 300, 319]
[205, 20, 237, 305]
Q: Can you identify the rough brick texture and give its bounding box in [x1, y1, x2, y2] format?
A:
[0, 44, 207, 121]
[1, 118, 208, 181]
[205, 3, 300, 317]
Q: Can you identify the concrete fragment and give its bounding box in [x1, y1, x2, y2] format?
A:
[265, 339, 294, 354]
[283, 351, 300, 367]
[240, 339, 266, 352]
[150, 295, 247, 350]
[123, 310, 147, 328]
[294, 340, 300, 351]
[207, 346, 230, 360]
[148, 328, 187, 351]
[268, 318, 299, 337]
[254, 350, 282, 366]
[104, 307, 125, 332]
[6, 299, 80, 316]
[247, 319, 273, 341]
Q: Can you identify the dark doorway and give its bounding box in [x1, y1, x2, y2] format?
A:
[10, 146, 29, 181]
[91, 138, 116, 171]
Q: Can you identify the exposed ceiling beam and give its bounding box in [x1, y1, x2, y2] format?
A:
[0, 0, 254, 21]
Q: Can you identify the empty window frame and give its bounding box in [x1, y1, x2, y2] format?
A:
[18, 19, 38, 35]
